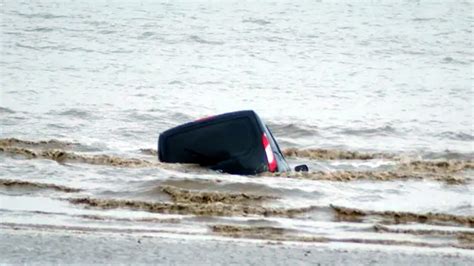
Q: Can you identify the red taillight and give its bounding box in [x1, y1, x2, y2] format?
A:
[262, 133, 277, 172]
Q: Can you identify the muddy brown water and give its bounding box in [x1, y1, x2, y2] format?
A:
[1, 1, 473, 260]
[1, 138, 472, 251]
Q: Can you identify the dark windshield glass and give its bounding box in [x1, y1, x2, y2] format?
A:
[163, 117, 258, 165]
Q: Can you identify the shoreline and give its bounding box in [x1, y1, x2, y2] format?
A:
[1, 227, 472, 265]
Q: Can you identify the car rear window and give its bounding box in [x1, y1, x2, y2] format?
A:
[162, 117, 258, 165]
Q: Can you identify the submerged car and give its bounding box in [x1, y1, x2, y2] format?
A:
[158, 110, 307, 175]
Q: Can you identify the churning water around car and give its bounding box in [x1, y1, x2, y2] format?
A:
[0, 0, 473, 255]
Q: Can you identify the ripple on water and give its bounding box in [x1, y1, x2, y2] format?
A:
[436, 131, 474, 141]
[0, 107, 15, 114]
[50, 108, 97, 119]
[242, 18, 271, 25]
[23, 27, 55, 32]
[12, 11, 67, 19]
[338, 125, 398, 137]
[442, 56, 469, 65]
[266, 122, 320, 139]
[188, 35, 224, 45]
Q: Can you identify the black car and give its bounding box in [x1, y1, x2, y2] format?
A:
[158, 110, 306, 175]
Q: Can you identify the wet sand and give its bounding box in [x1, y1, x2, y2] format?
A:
[1, 227, 472, 265]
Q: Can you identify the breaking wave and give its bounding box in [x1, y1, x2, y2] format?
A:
[66, 197, 315, 218]
[0, 138, 78, 150]
[373, 224, 474, 237]
[160, 185, 277, 204]
[1, 138, 471, 184]
[399, 160, 474, 173]
[282, 147, 394, 160]
[330, 205, 474, 227]
[0, 146, 158, 168]
[210, 224, 470, 249]
[266, 171, 468, 184]
[139, 148, 158, 156]
[25, 210, 181, 224]
[0, 179, 81, 193]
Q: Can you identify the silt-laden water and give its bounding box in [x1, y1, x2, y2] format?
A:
[0, 0, 473, 253]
